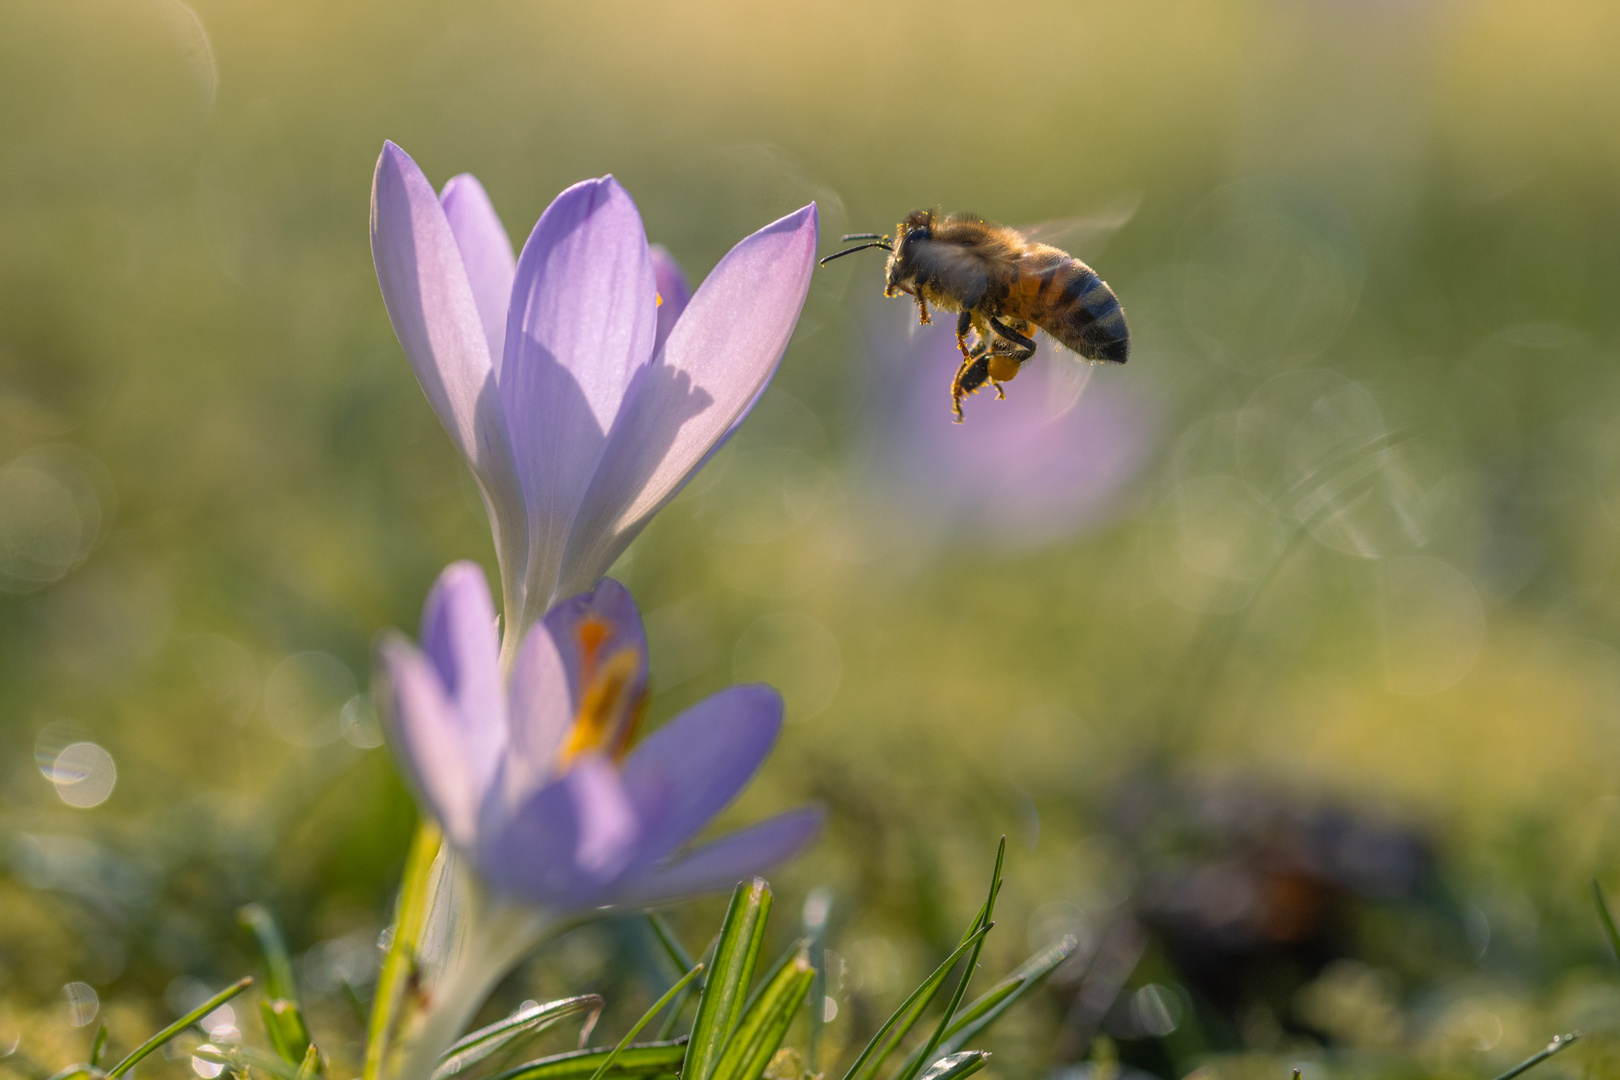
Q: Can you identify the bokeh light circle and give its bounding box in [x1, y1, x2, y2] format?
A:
[48, 742, 117, 808]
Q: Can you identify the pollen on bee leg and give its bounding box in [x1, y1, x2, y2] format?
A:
[916, 295, 931, 325]
[987, 354, 1021, 383]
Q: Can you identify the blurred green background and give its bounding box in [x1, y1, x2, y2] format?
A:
[5, 0, 1620, 1077]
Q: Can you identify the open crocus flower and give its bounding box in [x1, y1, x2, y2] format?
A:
[370, 143, 818, 659]
[377, 562, 820, 1077]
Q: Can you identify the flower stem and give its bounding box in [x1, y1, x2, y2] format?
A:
[366, 820, 444, 1080]
[393, 902, 556, 1080]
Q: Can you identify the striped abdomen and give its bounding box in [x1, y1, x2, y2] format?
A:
[1000, 252, 1130, 363]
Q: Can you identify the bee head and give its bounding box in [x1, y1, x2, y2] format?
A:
[885, 210, 936, 294]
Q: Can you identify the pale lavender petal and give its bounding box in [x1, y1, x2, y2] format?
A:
[619, 684, 782, 866]
[371, 143, 527, 597]
[556, 205, 818, 596]
[612, 809, 824, 906]
[568, 755, 641, 880]
[542, 577, 648, 707]
[503, 177, 658, 618]
[371, 143, 493, 462]
[499, 617, 574, 809]
[480, 757, 640, 906]
[440, 174, 516, 376]
[650, 244, 690, 355]
[376, 634, 487, 849]
[417, 562, 507, 800]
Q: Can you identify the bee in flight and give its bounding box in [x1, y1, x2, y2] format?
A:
[822, 210, 1130, 421]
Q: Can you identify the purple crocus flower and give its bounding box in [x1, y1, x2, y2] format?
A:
[858, 307, 1157, 549]
[378, 561, 820, 1077]
[370, 143, 818, 658]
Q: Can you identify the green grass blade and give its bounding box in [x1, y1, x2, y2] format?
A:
[891, 839, 1005, 1080]
[260, 998, 314, 1067]
[294, 1044, 322, 1080]
[485, 1042, 686, 1080]
[838, 924, 993, 1080]
[88, 1028, 107, 1071]
[684, 879, 772, 1080]
[707, 943, 815, 1080]
[646, 917, 698, 1043]
[586, 966, 705, 1080]
[1489, 1033, 1579, 1080]
[915, 1052, 988, 1080]
[937, 935, 1079, 1054]
[365, 820, 443, 1080]
[657, 935, 720, 1043]
[105, 977, 252, 1079]
[238, 904, 299, 1003]
[646, 915, 696, 973]
[1594, 881, 1620, 963]
[435, 996, 606, 1079]
[240, 905, 312, 1064]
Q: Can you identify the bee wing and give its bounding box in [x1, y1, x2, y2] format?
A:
[1016, 190, 1143, 260]
[1040, 353, 1095, 419]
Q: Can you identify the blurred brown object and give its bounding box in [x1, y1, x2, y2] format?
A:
[1112, 772, 1434, 1042]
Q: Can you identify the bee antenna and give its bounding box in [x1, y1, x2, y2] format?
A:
[818, 241, 893, 266]
[839, 232, 887, 242]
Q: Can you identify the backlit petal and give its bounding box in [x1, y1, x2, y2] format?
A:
[619, 684, 782, 866]
[502, 176, 658, 618]
[500, 616, 574, 809]
[480, 756, 640, 907]
[440, 174, 516, 377]
[417, 562, 507, 803]
[650, 244, 690, 356]
[541, 578, 648, 709]
[372, 143, 527, 599]
[377, 634, 487, 849]
[613, 809, 824, 906]
[557, 205, 817, 595]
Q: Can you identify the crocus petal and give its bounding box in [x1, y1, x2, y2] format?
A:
[440, 174, 516, 375]
[652, 243, 756, 479]
[500, 617, 575, 809]
[613, 808, 824, 906]
[619, 684, 783, 866]
[541, 578, 648, 708]
[557, 204, 818, 595]
[650, 244, 690, 355]
[377, 635, 487, 849]
[503, 176, 658, 618]
[417, 562, 507, 799]
[480, 757, 640, 906]
[371, 143, 527, 601]
[568, 755, 641, 880]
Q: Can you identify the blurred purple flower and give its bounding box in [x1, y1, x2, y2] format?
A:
[859, 309, 1157, 548]
[370, 143, 818, 653]
[380, 560, 820, 907]
[378, 561, 820, 1076]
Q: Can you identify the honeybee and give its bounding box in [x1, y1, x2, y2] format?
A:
[822, 210, 1130, 421]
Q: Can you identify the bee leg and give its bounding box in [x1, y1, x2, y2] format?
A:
[987, 317, 1037, 362]
[915, 293, 931, 325]
[953, 310, 974, 363]
[950, 348, 992, 423]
